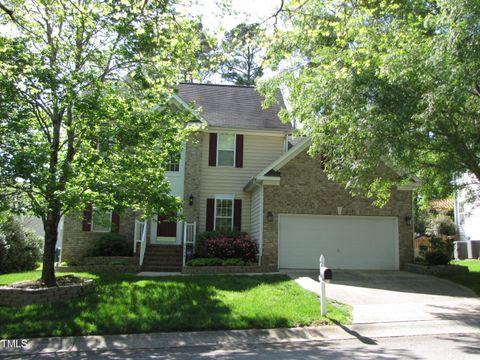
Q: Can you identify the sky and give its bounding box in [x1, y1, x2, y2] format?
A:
[184, 0, 281, 35]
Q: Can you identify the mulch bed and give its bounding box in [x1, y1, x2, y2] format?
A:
[6, 275, 85, 289]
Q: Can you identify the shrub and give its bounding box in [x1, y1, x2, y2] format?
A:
[187, 258, 223, 266]
[0, 217, 42, 274]
[427, 215, 456, 236]
[195, 229, 246, 257]
[221, 258, 246, 266]
[206, 235, 257, 262]
[425, 251, 450, 265]
[85, 233, 131, 257]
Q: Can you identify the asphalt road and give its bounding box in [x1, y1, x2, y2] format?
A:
[2, 333, 479, 360]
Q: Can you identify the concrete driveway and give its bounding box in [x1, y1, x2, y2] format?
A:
[285, 270, 480, 324]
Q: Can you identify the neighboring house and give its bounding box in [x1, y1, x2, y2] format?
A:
[60, 83, 415, 271]
[454, 173, 480, 259]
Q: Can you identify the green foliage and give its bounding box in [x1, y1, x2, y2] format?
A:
[422, 235, 454, 265]
[187, 258, 254, 266]
[0, 217, 42, 274]
[425, 252, 451, 266]
[427, 215, 456, 236]
[85, 234, 131, 257]
[220, 23, 264, 85]
[221, 258, 249, 266]
[261, 0, 480, 204]
[187, 258, 223, 266]
[195, 229, 246, 257]
[0, 1, 205, 283]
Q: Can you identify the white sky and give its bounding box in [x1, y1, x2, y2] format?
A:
[184, 0, 281, 35]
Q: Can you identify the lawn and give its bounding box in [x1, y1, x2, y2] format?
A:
[0, 271, 351, 339]
[435, 260, 480, 296]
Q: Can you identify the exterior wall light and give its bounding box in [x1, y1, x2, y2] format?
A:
[189, 194, 194, 206]
[405, 216, 412, 226]
[267, 211, 273, 222]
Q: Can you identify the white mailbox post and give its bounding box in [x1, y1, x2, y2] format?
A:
[318, 254, 332, 316]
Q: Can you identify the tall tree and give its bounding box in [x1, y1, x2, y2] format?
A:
[260, 0, 480, 204]
[179, 21, 220, 83]
[220, 22, 264, 86]
[0, 0, 202, 286]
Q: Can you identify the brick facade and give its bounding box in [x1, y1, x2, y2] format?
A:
[261, 150, 414, 270]
[61, 210, 135, 260]
[183, 133, 203, 223]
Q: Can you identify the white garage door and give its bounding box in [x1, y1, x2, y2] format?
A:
[278, 214, 399, 270]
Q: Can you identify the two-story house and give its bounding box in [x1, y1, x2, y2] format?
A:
[60, 83, 415, 272]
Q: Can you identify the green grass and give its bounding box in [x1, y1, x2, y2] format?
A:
[0, 271, 351, 339]
[435, 260, 480, 296]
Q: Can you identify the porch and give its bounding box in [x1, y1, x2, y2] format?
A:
[134, 220, 196, 272]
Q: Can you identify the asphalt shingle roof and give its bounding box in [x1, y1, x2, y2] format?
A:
[177, 83, 291, 131]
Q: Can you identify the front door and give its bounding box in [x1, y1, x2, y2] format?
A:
[153, 215, 177, 244]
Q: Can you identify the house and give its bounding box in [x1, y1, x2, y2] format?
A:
[59, 83, 415, 271]
[454, 173, 480, 259]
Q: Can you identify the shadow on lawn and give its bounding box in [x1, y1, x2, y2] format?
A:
[0, 272, 293, 339]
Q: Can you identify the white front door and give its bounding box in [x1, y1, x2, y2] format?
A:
[278, 214, 399, 270]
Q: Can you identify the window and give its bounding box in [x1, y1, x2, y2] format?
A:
[164, 153, 180, 172]
[217, 134, 235, 166]
[215, 198, 233, 231]
[91, 208, 112, 232]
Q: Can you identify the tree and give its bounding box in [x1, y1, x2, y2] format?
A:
[179, 22, 220, 83]
[220, 22, 264, 86]
[260, 0, 480, 204]
[0, 0, 202, 286]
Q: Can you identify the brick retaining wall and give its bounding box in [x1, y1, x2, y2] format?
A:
[0, 280, 95, 307]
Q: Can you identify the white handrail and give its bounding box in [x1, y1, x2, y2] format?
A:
[139, 221, 147, 267]
[182, 221, 196, 268]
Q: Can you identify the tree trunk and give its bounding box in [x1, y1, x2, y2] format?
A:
[41, 210, 60, 287]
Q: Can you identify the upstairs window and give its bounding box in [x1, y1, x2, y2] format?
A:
[164, 153, 180, 172]
[217, 134, 235, 166]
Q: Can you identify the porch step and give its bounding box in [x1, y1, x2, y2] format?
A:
[140, 245, 183, 272]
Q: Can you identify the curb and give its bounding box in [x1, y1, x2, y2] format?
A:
[1, 319, 480, 356]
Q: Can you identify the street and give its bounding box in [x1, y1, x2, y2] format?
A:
[2, 332, 479, 360]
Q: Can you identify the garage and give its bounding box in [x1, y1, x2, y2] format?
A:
[278, 214, 399, 270]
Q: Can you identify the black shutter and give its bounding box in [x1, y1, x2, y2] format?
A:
[82, 204, 92, 232]
[208, 133, 217, 166]
[111, 211, 120, 232]
[235, 134, 243, 168]
[206, 198, 215, 231]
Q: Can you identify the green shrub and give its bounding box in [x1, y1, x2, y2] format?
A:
[187, 257, 223, 266]
[65, 259, 84, 266]
[427, 215, 456, 236]
[85, 233, 131, 257]
[222, 258, 246, 266]
[425, 251, 450, 265]
[195, 229, 246, 257]
[0, 217, 42, 274]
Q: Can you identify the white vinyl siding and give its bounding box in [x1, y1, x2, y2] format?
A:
[199, 132, 285, 233]
[250, 186, 263, 244]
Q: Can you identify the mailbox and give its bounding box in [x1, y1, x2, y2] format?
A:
[320, 266, 333, 282]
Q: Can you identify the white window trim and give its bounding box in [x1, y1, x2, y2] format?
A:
[216, 133, 236, 167]
[91, 208, 113, 233]
[214, 194, 235, 231]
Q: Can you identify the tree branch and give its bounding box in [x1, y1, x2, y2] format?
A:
[0, 2, 15, 22]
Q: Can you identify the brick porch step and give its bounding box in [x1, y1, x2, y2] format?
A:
[140, 245, 183, 272]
